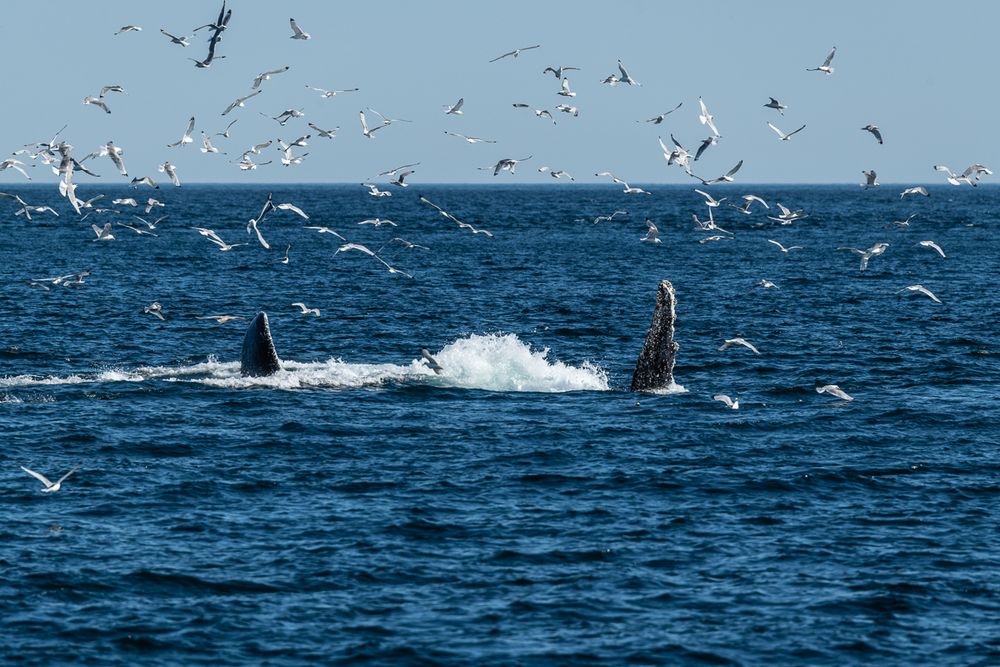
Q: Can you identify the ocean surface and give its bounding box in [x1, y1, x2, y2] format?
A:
[1, 183, 998, 665]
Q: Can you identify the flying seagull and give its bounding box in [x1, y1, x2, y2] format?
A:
[698, 97, 720, 137]
[807, 46, 837, 74]
[763, 97, 786, 115]
[444, 97, 464, 115]
[490, 44, 541, 63]
[21, 466, 78, 493]
[713, 394, 739, 410]
[900, 186, 928, 198]
[897, 284, 942, 304]
[637, 102, 683, 124]
[289, 18, 310, 40]
[719, 338, 760, 354]
[167, 117, 196, 147]
[252, 66, 290, 90]
[307, 85, 359, 98]
[816, 383, 852, 401]
[862, 170, 879, 188]
[915, 240, 946, 258]
[445, 131, 495, 144]
[861, 124, 883, 144]
[767, 122, 806, 141]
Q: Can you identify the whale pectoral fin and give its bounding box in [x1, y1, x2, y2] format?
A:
[240, 312, 282, 377]
[631, 280, 678, 392]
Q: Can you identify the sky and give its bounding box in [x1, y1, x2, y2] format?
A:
[1, 0, 998, 185]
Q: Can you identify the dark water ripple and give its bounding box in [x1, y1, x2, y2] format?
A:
[2, 185, 1000, 665]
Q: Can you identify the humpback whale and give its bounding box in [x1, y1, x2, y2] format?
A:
[239, 279, 679, 388]
[631, 279, 679, 391]
[240, 312, 282, 376]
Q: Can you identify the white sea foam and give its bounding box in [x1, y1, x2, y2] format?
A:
[0, 334, 610, 394]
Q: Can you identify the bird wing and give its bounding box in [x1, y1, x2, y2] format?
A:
[489, 49, 516, 63]
[787, 124, 807, 137]
[767, 122, 785, 139]
[276, 203, 308, 219]
[725, 160, 744, 178]
[336, 242, 376, 257]
[823, 46, 836, 67]
[452, 97, 464, 112]
[21, 466, 53, 487]
[289, 18, 305, 36]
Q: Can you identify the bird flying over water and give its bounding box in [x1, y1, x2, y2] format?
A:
[816, 383, 852, 401]
[167, 117, 196, 147]
[719, 338, 760, 354]
[253, 66, 290, 90]
[490, 44, 540, 62]
[767, 122, 806, 141]
[21, 466, 77, 493]
[897, 284, 942, 304]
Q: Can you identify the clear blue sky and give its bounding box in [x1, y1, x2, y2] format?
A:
[1, 0, 996, 185]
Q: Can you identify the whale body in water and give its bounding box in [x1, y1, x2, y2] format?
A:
[240, 279, 679, 389]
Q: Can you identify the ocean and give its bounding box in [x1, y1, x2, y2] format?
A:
[1, 183, 998, 665]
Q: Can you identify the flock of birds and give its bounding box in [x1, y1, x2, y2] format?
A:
[3, 8, 994, 490]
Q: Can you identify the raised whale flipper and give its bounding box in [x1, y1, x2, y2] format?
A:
[631, 279, 679, 391]
[240, 312, 282, 377]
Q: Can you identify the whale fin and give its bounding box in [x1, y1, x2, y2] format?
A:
[240, 312, 282, 377]
[631, 280, 679, 391]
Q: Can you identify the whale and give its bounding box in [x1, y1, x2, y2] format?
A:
[239, 279, 679, 387]
[631, 279, 679, 391]
[240, 312, 282, 376]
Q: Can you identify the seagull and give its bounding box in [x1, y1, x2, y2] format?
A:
[592, 210, 627, 224]
[158, 161, 180, 187]
[807, 46, 837, 74]
[192, 226, 246, 251]
[694, 189, 726, 208]
[698, 97, 720, 137]
[543, 65, 579, 78]
[694, 136, 718, 161]
[366, 108, 412, 125]
[537, 166, 574, 180]
[512, 104, 556, 123]
[99, 85, 125, 98]
[271, 109, 305, 126]
[116, 222, 158, 238]
[492, 156, 532, 175]
[693, 160, 743, 185]
[900, 186, 929, 198]
[731, 194, 769, 215]
[755, 279, 778, 289]
[359, 110, 385, 139]
[215, 119, 238, 138]
[144, 302, 166, 321]
[167, 117, 196, 147]
[616, 59, 640, 86]
[252, 66, 290, 90]
[444, 97, 464, 114]
[275, 202, 308, 219]
[363, 183, 392, 197]
[289, 18, 310, 40]
[934, 164, 991, 187]
[420, 349, 444, 374]
[699, 235, 733, 244]
[304, 226, 346, 239]
[159, 29, 190, 46]
[861, 124, 883, 144]
[116, 25, 142, 35]
[21, 466, 77, 493]
[200, 132, 222, 154]
[133, 214, 168, 230]
[444, 131, 496, 144]
[417, 194, 494, 237]
[281, 244, 291, 264]
[222, 91, 261, 116]
[763, 97, 786, 115]
[601, 74, 620, 86]
[335, 243, 413, 278]
[490, 44, 541, 63]
[640, 218, 661, 244]
[816, 383, 852, 401]
[637, 102, 683, 124]
[719, 338, 760, 354]
[837, 242, 889, 271]
[382, 237, 430, 251]
[0, 159, 32, 180]
[196, 315, 246, 324]
[713, 394, 739, 409]
[112, 197, 138, 207]
[897, 284, 942, 304]
[767, 202, 808, 224]
[248, 140, 272, 155]
[306, 85, 359, 98]
[130, 176, 158, 189]
[247, 217, 270, 249]
[308, 123, 339, 139]
[558, 78, 576, 97]
[390, 170, 414, 187]
[291, 302, 320, 316]
[915, 240, 946, 258]
[888, 213, 917, 228]
[556, 104, 579, 116]
[861, 170, 879, 188]
[82, 96, 111, 114]
[767, 239, 802, 253]
[596, 171, 651, 195]
[91, 223, 115, 241]
[768, 122, 806, 141]
[238, 154, 271, 170]
[358, 218, 397, 230]
[659, 135, 692, 172]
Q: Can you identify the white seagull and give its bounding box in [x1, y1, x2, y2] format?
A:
[289, 18, 310, 40]
[222, 91, 262, 116]
[713, 394, 739, 410]
[252, 66, 290, 90]
[764, 97, 786, 115]
[167, 117, 196, 148]
[308, 123, 339, 139]
[444, 97, 464, 114]
[159, 29, 190, 47]
[807, 46, 837, 74]
[291, 302, 320, 316]
[616, 59, 640, 86]
[768, 122, 806, 141]
[640, 218, 661, 244]
[307, 85, 359, 98]
[116, 25, 142, 35]
[900, 186, 929, 199]
[862, 170, 879, 188]
[698, 97, 720, 137]
[719, 338, 760, 354]
[861, 124, 883, 144]
[158, 161, 180, 187]
[816, 383, 853, 401]
[837, 242, 889, 271]
[21, 466, 78, 493]
[638, 102, 683, 124]
[558, 78, 576, 97]
[445, 131, 496, 144]
[192, 226, 246, 251]
[897, 284, 942, 304]
[490, 44, 541, 63]
[915, 240, 946, 258]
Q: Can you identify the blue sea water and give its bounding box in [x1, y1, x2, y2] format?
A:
[1, 183, 999, 665]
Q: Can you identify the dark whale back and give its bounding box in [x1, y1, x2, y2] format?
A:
[631, 280, 679, 391]
[240, 312, 282, 377]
